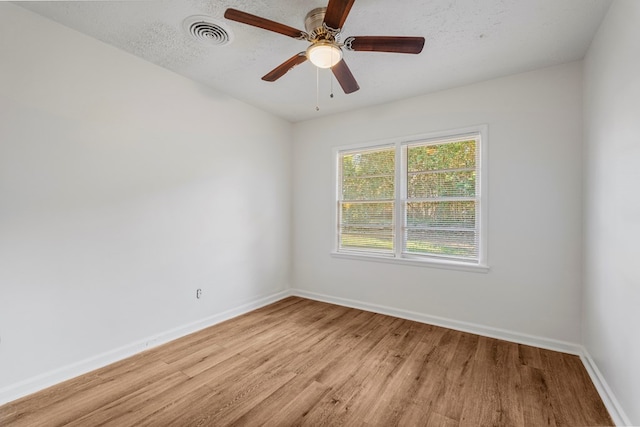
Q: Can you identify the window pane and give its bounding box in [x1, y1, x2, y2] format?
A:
[342, 149, 395, 178]
[406, 201, 476, 228]
[408, 140, 476, 172]
[342, 176, 394, 200]
[340, 233, 394, 252]
[339, 147, 395, 254]
[341, 201, 394, 225]
[405, 229, 477, 258]
[340, 201, 394, 253]
[408, 170, 476, 198]
[404, 136, 480, 262]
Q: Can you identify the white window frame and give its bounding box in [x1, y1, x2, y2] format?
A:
[332, 125, 489, 273]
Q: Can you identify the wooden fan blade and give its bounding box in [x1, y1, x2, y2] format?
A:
[346, 36, 425, 54]
[262, 53, 308, 82]
[324, 0, 356, 30]
[224, 8, 305, 39]
[331, 59, 359, 94]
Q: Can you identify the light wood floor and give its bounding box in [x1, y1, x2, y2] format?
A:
[0, 297, 612, 426]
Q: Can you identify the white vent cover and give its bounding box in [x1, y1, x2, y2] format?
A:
[183, 16, 233, 46]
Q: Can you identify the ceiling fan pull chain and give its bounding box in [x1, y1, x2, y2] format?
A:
[316, 66, 320, 111]
[330, 47, 335, 98]
[330, 69, 334, 99]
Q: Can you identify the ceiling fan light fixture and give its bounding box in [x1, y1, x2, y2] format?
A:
[307, 42, 342, 68]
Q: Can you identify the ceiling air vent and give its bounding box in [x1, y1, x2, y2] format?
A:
[183, 16, 233, 46]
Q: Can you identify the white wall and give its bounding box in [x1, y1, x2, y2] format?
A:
[583, 1, 640, 424]
[292, 62, 584, 344]
[0, 3, 291, 398]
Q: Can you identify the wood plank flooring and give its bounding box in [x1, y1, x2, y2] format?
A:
[0, 297, 613, 426]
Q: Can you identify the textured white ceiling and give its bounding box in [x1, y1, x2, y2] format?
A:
[17, 0, 611, 122]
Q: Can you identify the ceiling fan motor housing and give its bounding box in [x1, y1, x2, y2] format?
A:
[305, 7, 333, 41]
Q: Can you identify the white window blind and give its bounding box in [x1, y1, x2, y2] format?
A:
[404, 137, 479, 261]
[338, 146, 395, 254]
[335, 128, 485, 268]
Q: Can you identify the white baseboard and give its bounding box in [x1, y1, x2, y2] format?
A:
[0, 289, 291, 406]
[579, 350, 632, 427]
[291, 289, 582, 354]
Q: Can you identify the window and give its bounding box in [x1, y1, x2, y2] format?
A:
[339, 147, 396, 255]
[334, 127, 487, 271]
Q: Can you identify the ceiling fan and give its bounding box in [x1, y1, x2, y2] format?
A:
[224, 0, 425, 94]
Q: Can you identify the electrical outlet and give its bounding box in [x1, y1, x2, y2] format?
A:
[196, 288, 202, 299]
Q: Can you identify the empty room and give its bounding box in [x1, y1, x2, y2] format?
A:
[0, 0, 638, 425]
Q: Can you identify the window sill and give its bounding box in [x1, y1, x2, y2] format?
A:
[330, 251, 490, 273]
